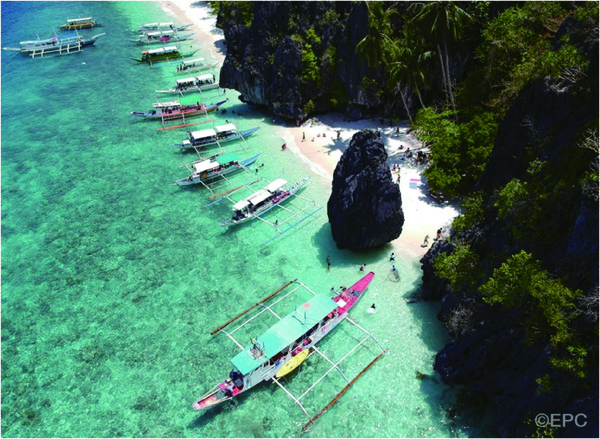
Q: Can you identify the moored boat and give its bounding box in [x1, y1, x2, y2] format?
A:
[130, 30, 194, 45]
[175, 58, 220, 74]
[174, 152, 261, 187]
[132, 45, 199, 64]
[3, 32, 106, 57]
[137, 22, 192, 32]
[155, 74, 219, 95]
[172, 124, 260, 151]
[130, 99, 227, 120]
[221, 177, 309, 226]
[193, 272, 376, 411]
[60, 17, 100, 30]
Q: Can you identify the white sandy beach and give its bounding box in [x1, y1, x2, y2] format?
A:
[161, 0, 460, 259]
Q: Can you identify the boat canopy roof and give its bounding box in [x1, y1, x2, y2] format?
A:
[146, 46, 178, 54]
[231, 294, 338, 375]
[248, 189, 271, 206]
[67, 17, 92, 23]
[233, 199, 251, 211]
[176, 77, 196, 85]
[142, 22, 174, 27]
[153, 100, 180, 108]
[197, 73, 213, 82]
[216, 152, 239, 165]
[182, 57, 205, 65]
[147, 30, 174, 36]
[189, 129, 217, 140]
[193, 158, 219, 174]
[215, 123, 237, 134]
[265, 179, 287, 193]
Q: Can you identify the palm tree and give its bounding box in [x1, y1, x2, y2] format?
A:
[355, 2, 398, 69]
[387, 28, 434, 121]
[411, 1, 473, 111]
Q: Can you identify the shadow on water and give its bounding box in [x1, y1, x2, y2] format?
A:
[310, 222, 398, 270]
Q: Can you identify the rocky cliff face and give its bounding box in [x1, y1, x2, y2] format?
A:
[420, 15, 599, 438]
[216, 2, 426, 120]
[327, 130, 404, 250]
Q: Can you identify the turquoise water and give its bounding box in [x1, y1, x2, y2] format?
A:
[1, 2, 479, 437]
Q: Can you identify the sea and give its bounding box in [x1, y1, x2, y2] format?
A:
[1, 2, 486, 438]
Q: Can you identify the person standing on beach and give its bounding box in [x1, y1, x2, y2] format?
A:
[390, 252, 395, 261]
[302, 132, 305, 142]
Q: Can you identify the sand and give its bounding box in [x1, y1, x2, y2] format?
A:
[159, 0, 460, 259]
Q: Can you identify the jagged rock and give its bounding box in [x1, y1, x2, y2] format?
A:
[327, 130, 404, 250]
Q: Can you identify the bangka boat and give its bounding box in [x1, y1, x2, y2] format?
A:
[137, 22, 192, 32]
[172, 124, 260, 151]
[130, 30, 194, 45]
[193, 272, 379, 416]
[3, 32, 106, 58]
[60, 17, 100, 30]
[130, 99, 227, 120]
[174, 152, 261, 187]
[132, 45, 199, 64]
[155, 74, 219, 95]
[174, 58, 220, 74]
[221, 177, 309, 226]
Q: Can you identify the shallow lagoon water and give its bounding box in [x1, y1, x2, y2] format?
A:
[1, 2, 481, 437]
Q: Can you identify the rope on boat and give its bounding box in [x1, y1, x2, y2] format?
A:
[210, 279, 297, 335]
[301, 349, 389, 433]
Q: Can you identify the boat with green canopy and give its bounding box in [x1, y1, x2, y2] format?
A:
[193, 272, 387, 432]
[131, 45, 198, 64]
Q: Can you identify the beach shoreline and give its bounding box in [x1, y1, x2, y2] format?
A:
[161, 0, 460, 259]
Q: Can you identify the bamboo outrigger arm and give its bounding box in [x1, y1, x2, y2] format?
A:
[210, 279, 297, 335]
[302, 348, 389, 433]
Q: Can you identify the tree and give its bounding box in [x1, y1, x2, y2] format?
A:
[355, 2, 397, 69]
[412, 1, 473, 112]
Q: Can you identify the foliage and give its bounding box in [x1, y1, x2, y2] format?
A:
[303, 99, 315, 115]
[433, 243, 481, 292]
[452, 192, 485, 233]
[301, 44, 321, 84]
[479, 251, 582, 346]
[213, 1, 254, 27]
[355, 1, 397, 68]
[413, 108, 497, 197]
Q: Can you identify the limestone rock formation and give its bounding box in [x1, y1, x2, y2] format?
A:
[327, 130, 404, 250]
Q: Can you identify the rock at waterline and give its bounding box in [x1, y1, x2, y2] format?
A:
[327, 130, 404, 250]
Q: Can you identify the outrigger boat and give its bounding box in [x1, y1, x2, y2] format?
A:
[130, 99, 227, 120]
[221, 178, 309, 226]
[155, 74, 219, 95]
[174, 58, 220, 75]
[136, 22, 192, 33]
[132, 45, 199, 64]
[194, 273, 388, 432]
[60, 17, 100, 30]
[172, 124, 260, 151]
[174, 152, 261, 187]
[130, 30, 194, 45]
[3, 32, 106, 58]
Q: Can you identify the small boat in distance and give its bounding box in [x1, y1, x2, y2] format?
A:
[174, 152, 261, 187]
[175, 58, 220, 75]
[130, 99, 227, 120]
[60, 17, 100, 30]
[155, 74, 219, 95]
[172, 124, 260, 151]
[132, 46, 198, 64]
[221, 177, 309, 226]
[193, 272, 376, 411]
[130, 30, 194, 45]
[3, 32, 106, 58]
[136, 22, 192, 33]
